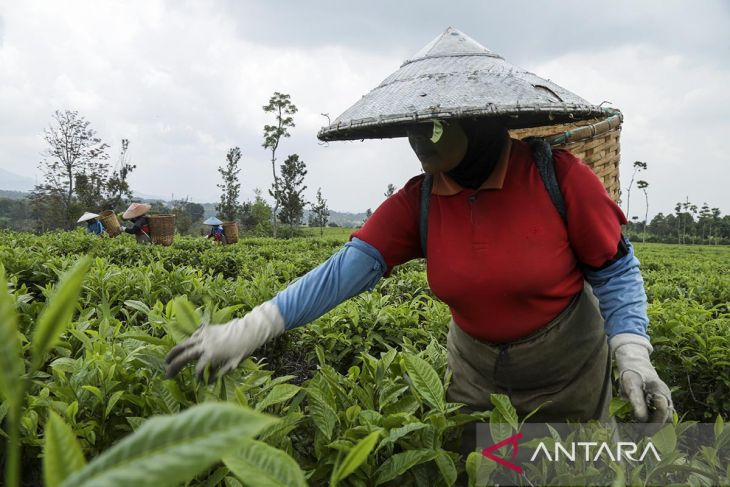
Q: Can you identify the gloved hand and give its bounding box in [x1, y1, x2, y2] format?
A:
[609, 333, 674, 424]
[165, 301, 285, 382]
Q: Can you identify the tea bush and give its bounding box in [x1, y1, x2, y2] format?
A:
[0, 230, 727, 486]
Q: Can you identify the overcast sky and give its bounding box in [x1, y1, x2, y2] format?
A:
[1, 0, 728, 217]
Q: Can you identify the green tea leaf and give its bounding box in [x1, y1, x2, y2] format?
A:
[0, 265, 24, 408]
[43, 410, 86, 487]
[82, 385, 103, 402]
[434, 449, 457, 486]
[374, 448, 436, 485]
[60, 402, 277, 487]
[651, 424, 677, 456]
[104, 391, 125, 419]
[124, 300, 151, 315]
[32, 256, 92, 368]
[255, 384, 301, 412]
[466, 451, 497, 486]
[402, 354, 445, 412]
[713, 414, 724, 440]
[307, 387, 338, 440]
[378, 422, 427, 449]
[330, 431, 379, 486]
[172, 297, 201, 336]
[224, 438, 307, 487]
[490, 394, 518, 431]
[430, 120, 444, 143]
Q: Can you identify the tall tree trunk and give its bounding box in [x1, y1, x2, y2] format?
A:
[643, 190, 648, 244]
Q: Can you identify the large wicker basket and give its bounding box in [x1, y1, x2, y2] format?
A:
[510, 111, 622, 202]
[98, 210, 122, 237]
[222, 221, 239, 244]
[148, 214, 176, 246]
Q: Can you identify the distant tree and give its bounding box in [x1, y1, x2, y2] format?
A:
[363, 208, 373, 225]
[216, 147, 242, 222]
[74, 169, 108, 210]
[0, 197, 34, 231]
[263, 92, 297, 238]
[310, 187, 330, 237]
[637, 180, 649, 243]
[32, 110, 109, 228]
[149, 200, 172, 214]
[241, 188, 273, 236]
[277, 154, 307, 234]
[710, 207, 721, 244]
[384, 184, 396, 198]
[171, 197, 193, 234]
[624, 161, 647, 219]
[105, 138, 136, 210]
[186, 202, 205, 223]
[689, 203, 698, 243]
[674, 202, 683, 244]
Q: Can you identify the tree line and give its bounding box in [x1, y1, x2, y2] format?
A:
[214, 92, 330, 237]
[2, 109, 729, 243]
[620, 160, 730, 244]
[0, 92, 332, 237]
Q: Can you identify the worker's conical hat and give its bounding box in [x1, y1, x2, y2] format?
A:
[318, 27, 612, 141]
[122, 202, 151, 219]
[203, 216, 223, 225]
[77, 212, 99, 223]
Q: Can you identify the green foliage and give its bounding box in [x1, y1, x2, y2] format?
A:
[61, 403, 277, 487]
[31, 256, 92, 368]
[330, 431, 380, 486]
[0, 265, 24, 408]
[276, 154, 308, 232]
[32, 110, 112, 230]
[224, 438, 308, 487]
[43, 411, 87, 487]
[309, 187, 330, 237]
[0, 232, 728, 486]
[263, 91, 298, 238]
[217, 147, 243, 222]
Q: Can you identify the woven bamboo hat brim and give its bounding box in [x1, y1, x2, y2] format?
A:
[77, 212, 99, 223]
[203, 217, 223, 225]
[122, 203, 151, 220]
[318, 27, 612, 142]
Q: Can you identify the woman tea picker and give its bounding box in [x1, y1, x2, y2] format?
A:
[166, 28, 673, 429]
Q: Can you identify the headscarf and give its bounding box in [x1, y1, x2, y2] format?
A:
[446, 119, 509, 189]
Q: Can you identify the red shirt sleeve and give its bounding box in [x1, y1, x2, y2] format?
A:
[553, 149, 628, 268]
[351, 175, 423, 272]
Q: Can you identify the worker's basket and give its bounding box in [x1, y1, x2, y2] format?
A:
[510, 111, 622, 202]
[148, 214, 176, 246]
[99, 209, 122, 237]
[222, 221, 239, 244]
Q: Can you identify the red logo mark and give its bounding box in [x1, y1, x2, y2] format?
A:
[481, 432, 523, 473]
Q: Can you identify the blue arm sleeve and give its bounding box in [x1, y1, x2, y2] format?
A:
[272, 237, 386, 330]
[584, 238, 649, 339]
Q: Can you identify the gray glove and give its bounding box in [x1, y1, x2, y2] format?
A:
[610, 333, 673, 424]
[165, 301, 285, 382]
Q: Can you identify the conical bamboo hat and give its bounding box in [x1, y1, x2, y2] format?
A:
[318, 27, 611, 141]
[77, 212, 99, 223]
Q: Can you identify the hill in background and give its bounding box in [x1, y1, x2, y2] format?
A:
[0, 168, 35, 192]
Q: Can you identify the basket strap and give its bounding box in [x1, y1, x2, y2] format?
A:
[525, 137, 567, 224]
[419, 174, 433, 257]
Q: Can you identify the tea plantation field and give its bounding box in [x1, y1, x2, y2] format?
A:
[0, 230, 728, 486]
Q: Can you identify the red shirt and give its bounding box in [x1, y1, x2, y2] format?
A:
[353, 138, 626, 342]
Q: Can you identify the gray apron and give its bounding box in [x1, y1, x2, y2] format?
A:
[446, 283, 612, 462]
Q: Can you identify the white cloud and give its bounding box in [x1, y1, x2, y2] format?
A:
[532, 43, 730, 218]
[0, 0, 728, 217]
